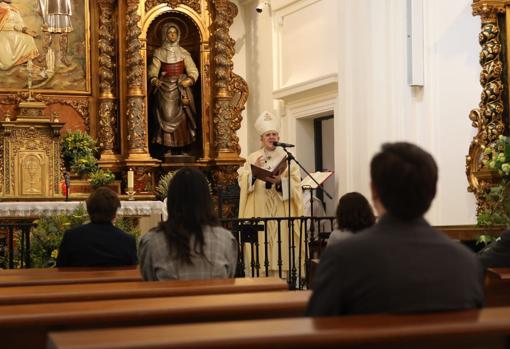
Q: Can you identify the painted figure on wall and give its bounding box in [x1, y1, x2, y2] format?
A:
[37, 0, 73, 67]
[0, 0, 87, 92]
[0, 0, 39, 70]
[148, 22, 199, 156]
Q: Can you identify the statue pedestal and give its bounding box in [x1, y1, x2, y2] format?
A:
[163, 153, 196, 164]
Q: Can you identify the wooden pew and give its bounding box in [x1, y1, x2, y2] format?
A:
[48, 307, 510, 349]
[0, 290, 309, 349]
[0, 266, 137, 275]
[0, 277, 288, 305]
[485, 268, 510, 307]
[0, 268, 141, 287]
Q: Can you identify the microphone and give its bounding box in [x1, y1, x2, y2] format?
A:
[273, 141, 295, 148]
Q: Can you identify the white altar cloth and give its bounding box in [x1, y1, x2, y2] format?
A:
[0, 201, 165, 218]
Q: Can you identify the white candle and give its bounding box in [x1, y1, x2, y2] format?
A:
[127, 169, 134, 189]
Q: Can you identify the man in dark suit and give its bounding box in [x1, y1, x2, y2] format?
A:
[479, 230, 510, 268]
[56, 187, 137, 267]
[306, 142, 484, 316]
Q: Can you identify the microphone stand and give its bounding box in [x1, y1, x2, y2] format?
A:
[280, 145, 333, 289]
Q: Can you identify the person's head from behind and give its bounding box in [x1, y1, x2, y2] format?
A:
[370, 142, 438, 220]
[163, 168, 218, 263]
[336, 192, 375, 233]
[86, 187, 121, 224]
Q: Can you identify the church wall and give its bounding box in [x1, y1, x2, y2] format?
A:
[230, 0, 249, 158]
[336, 0, 480, 225]
[236, 0, 481, 225]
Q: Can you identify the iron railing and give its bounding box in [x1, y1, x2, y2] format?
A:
[0, 217, 335, 290]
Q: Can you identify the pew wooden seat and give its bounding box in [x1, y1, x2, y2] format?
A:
[0, 277, 287, 305]
[485, 268, 510, 307]
[0, 266, 137, 275]
[0, 290, 310, 349]
[48, 307, 510, 349]
[0, 268, 141, 287]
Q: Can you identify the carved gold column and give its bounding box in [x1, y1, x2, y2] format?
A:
[467, 0, 507, 210]
[97, 0, 120, 165]
[125, 0, 147, 158]
[123, 0, 158, 197]
[211, 0, 243, 161]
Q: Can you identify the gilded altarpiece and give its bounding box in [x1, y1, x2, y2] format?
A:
[0, 0, 247, 204]
[0, 112, 64, 198]
[468, 1, 510, 210]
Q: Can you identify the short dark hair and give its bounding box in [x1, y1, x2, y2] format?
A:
[86, 187, 121, 223]
[370, 142, 438, 220]
[160, 168, 218, 264]
[336, 192, 375, 233]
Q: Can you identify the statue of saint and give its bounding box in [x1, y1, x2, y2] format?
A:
[148, 22, 199, 156]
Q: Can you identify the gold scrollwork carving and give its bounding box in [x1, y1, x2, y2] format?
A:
[212, 0, 236, 95]
[467, 10, 505, 210]
[472, 0, 506, 22]
[211, 0, 246, 156]
[98, 101, 116, 154]
[0, 94, 90, 131]
[126, 1, 144, 91]
[212, 164, 238, 188]
[98, 0, 116, 98]
[0, 131, 3, 194]
[44, 97, 91, 132]
[126, 97, 147, 152]
[211, 164, 240, 218]
[145, 0, 201, 14]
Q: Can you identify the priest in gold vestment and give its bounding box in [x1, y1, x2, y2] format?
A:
[238, 111, 303, 277]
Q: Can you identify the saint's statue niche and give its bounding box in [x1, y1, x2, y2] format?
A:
[147, 17, 201, 163]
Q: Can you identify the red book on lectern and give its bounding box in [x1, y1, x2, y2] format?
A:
[251, 157, 287, 183]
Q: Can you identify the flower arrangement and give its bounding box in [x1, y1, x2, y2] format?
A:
[155, 170, 212, 201]
[30, 204, 140, 267]
[477, 135, 510, 246]
[155, 171, 176, 200]
[61, 130, 99, 176]
[484, 135, 510, 176]
[31, 204, 88, 267]
[89, 169, 116, 187]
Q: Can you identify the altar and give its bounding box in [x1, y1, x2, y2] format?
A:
[0, 200, 165, 268]
[0, 201, 164, 219]
[0, 200, 165, 236]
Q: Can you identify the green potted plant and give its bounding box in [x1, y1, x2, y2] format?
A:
[477, 135, 510, 246]
[89, 169, 116, 189]
[61, 130, 99, 177]
[30, 204, 141, 267]
[155, 171, 176, 200]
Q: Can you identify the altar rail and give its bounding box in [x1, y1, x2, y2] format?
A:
[0, 216, 497, 290]
[0, 216, 335, 289]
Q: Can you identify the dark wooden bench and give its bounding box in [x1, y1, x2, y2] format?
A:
[0, 267, 141, 287]
[0, 266, 137, 275]
[485, 268, 510, 307]
[0, 277, 288, 305]
[48, 306, 510, 349]
[0, 290, 310, 349]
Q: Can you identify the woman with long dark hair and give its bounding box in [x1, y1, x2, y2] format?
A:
[327, 192, 376, 246]
[139, 168, 238, 280]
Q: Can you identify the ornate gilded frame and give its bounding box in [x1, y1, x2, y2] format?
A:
[0, 0, 92, 95]
[109, 0, 248, 192]
[140, 2, 212, 160]
[467, 0, 508, 209]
